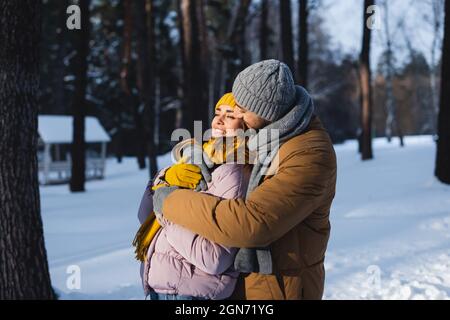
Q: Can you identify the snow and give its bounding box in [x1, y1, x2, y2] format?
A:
[42, 152, 173, 300]
[38, 115, 111, 144]
[325, 136, 450, 300]
[40, 136, 450, 300]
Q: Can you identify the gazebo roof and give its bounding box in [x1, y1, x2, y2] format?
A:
[38, 115, 111, 144]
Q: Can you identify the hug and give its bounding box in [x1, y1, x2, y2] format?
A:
[134, 59, 337, 300]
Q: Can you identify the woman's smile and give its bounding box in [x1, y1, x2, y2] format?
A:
[212, 128, 226, 137]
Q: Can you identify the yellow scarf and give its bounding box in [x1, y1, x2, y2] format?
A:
[132, 212, 161, 262]
[203, 135, 253, 165]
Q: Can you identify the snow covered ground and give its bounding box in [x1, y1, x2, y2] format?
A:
[325, 136, 450, 300]
[40, 136, 450, 300]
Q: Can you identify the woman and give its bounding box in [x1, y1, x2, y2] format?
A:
[135, 93, 254, 300]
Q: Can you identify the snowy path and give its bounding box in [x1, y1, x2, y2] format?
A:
[40, 136, 450, 299]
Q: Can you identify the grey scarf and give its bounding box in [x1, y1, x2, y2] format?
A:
[233, 85, 315, 274]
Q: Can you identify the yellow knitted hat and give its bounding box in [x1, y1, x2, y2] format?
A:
[215, 93, 237, 109]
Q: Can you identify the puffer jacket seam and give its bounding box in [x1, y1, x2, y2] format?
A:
[210, 273, 223, 300]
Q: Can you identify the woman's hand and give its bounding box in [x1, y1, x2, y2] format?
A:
[181, 143, 213, 191]
[164, 163, 204, 189]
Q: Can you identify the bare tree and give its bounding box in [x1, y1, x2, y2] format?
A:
[180, 0, 209, 133]
[70, 0, 90, 192]
[52, 0, 69, 114]
[121, 0, 146, 169]
[359, 0, 374, 160]
[135, 0, 158, 178]
[220, 0, 252, 92]
[0, 0, 55, 299]
[298, 0, 309, 88]
[260, 0, 268, 60]
[380, 0, 404, 146]
[400, 14, 434, 136]
[435, 0, 450, 184]
[279, 0, 295, 75]
[197, 0, 212, 121]
[423, 0, 445, 134]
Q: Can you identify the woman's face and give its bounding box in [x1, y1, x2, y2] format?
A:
[211, 105, 245, 137]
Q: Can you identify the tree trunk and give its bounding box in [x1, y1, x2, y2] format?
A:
[133, 108, 147, 169]
[298, 0, 309, 88]
[70, 0, 90, 192]
[53, 0, 68, 114]
[383, 1, 404, 147]
[176, 0, 187, 129]
[135, 0, 158, 178]
[114, 102, 124, 163]
[180, 0, 196, 133]
[435, 0, 450, 184]
[232, 0, 251, 72]
[429, 0, 444, 135]
[260, 0, 268, 61]
[197, 0, 212, 122]
[114, 0, 124, 164]
[221, 0, 251, 92]
[148, 0, 160, 177]
[279, 0, 295, 75]
[0, 0, 55, 299]
[180, 0, 209, 134]
[359, 0, 374, 160]
[121, 0, 146, 169]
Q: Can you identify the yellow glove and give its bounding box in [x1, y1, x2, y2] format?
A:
[162, 163, 203, 189]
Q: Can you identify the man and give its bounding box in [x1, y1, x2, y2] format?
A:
[153, 60, 337, 300]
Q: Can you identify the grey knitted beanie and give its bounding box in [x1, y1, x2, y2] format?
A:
[232, 59, 296, 122]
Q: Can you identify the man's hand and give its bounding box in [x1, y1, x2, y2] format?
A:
[153, 186, 179, 225]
